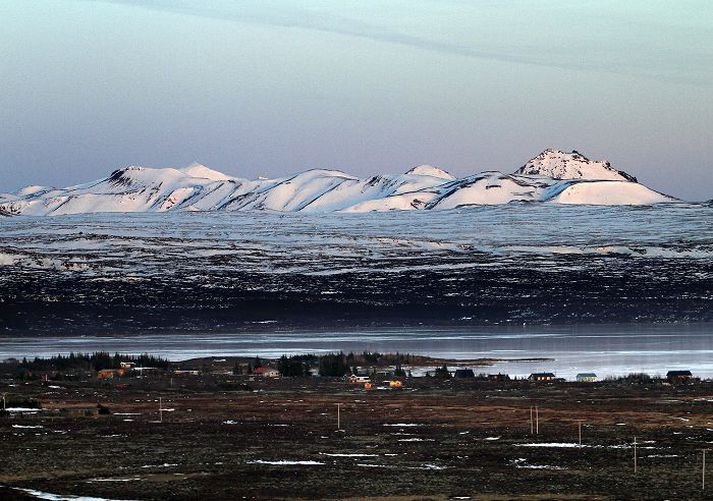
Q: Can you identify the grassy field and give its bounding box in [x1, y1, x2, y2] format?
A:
[2, 372, 713, 500]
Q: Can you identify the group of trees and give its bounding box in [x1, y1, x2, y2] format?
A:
[605, 373, 652, 384]
[16, 352, 170, 372]
[269, 352, 353, 377]
[272, 352, 414, 378]
[277, 355, 310, 377]
[357, 351, 415, 366]
[318, 353, 350, 377]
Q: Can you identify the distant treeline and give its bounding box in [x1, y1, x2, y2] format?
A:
[274, 351, 415, 377]
[15, 352, 171, 372]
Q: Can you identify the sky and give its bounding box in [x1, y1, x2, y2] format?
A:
[0, 0, 711, 200]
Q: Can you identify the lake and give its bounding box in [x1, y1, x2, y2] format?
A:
[2, 323, 712, 379]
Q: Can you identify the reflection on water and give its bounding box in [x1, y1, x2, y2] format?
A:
[2, 323, 712, 379]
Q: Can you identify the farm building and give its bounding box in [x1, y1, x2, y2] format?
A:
[97, 368, 126, 379]
[253, 367, 280, 378]
[174, 369, 200, 376]
[666, 370, 693, 383]
[454, 369, 475, 378]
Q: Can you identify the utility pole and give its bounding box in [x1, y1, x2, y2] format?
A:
[529, 407, 534, 435]
[578, 421, 582, 447]
[633, 436, 637, 473]
[2, 392, 6, 411]
[159, 397, 163, 424]
[703, 449, 709, 491]
[535, 406, 539, 435]
[337, 403, 341, 431]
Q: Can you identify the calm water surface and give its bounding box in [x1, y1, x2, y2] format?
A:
[2, 323, 712, 379]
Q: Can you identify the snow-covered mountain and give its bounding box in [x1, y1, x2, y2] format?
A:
[514, 148, 637, 182]
[0, 150, 676, 215]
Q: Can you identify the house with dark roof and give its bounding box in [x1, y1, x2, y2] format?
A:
[666, 370, 693, 383]
[454, 369, 475, 378]
[529, 372, 556, 382]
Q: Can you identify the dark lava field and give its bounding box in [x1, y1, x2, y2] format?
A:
[1, 206, 712, 334]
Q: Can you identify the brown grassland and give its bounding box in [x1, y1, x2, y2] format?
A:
[2, 371, 713, 500]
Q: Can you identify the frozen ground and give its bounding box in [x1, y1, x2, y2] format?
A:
[1, 203, 712, 333]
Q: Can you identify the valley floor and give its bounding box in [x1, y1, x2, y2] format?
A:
[2, 374, 713, 499]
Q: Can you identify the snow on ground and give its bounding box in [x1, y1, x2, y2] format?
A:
[511, 458, 566, 470]
[85, 478, 142, 483]
[246, 460, 325, 466]
[515, 442, 653, 450]
[320, 453, 379, 457]
[4, 407, 44, 413]
[515, 442, 582, 448]
[7, 486, 132, 500]
[0, 149, 677, 216]
[551, 180, 672, 205]
[355, 463, 447, 470]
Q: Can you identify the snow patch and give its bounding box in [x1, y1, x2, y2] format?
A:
[247, 460, 324, 466]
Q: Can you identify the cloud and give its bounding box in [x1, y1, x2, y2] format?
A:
[75, 0, 709, 85]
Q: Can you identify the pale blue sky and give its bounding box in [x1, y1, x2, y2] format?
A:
[1, 0, 711, 199]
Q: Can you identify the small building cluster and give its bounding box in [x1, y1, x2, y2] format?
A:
[0, 354, 701, 388]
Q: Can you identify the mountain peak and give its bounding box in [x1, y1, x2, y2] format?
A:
[404, 165, 455, 180]
[515, 149, 637, 182]
[0, 154, 675, 216]
[177, 163, 233, 181]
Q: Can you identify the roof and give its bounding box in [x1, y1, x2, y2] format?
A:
[666, 370, 692, 377]
[530, 372, 555, 377]
[253, 366, 277, 374]
[576, 373, 597, 377]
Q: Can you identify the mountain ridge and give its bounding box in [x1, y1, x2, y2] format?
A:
[0, 149, 677, 216]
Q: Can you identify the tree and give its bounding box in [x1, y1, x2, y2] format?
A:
[318, 353, 349, 377]
[277, 355, 308, 377]
[434, 364, 451, 379]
